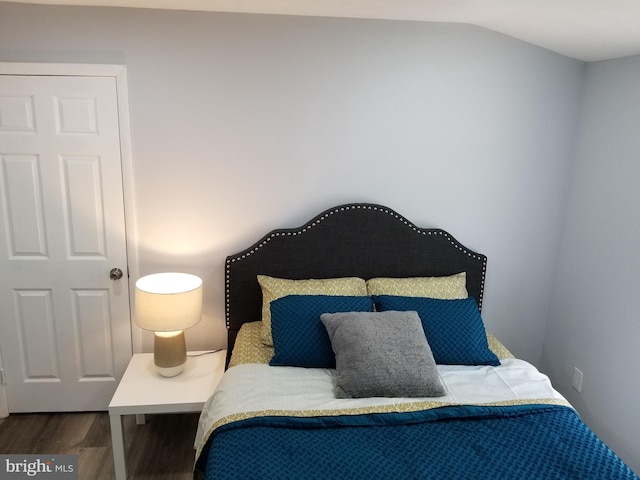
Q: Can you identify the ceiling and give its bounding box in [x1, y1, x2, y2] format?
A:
[6, 0, 640, 62]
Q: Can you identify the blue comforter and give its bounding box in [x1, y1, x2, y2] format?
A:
[199, 404, 638, 480]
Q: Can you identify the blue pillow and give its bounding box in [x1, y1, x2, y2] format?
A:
[373, 296, 500, 366]
[269, 295, 374, 368]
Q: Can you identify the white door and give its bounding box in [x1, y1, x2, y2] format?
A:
[0, 73, 132, 412]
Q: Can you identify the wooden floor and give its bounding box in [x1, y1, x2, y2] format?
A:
[0, 411, 199, 480]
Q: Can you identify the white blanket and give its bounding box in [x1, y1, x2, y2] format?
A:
[195, 358, 570, 455]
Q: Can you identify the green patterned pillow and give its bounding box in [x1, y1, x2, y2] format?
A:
[366, 272, 468, 299]
[257, 275, 367, 346]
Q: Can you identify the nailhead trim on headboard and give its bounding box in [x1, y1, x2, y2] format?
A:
[224, 204, 487, 329]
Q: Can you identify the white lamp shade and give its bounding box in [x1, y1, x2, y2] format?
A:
[135, 273, 203, 332]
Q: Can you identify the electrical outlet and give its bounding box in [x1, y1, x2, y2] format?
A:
[572, 367, 584, 392]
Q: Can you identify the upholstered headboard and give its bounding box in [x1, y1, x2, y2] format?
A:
[224, 203, 487, 364]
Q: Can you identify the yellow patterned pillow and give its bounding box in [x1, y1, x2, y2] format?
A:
[257, 275, 368, 346]
[487, 332, 514, 359]
[228, 322, 274, 368]
[366, 273, 468, 298]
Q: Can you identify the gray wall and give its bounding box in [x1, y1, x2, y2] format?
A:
[542, 55, 640, 473]
[0, 3, 584, 362]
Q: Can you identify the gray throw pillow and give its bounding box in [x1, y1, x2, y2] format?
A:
[321, 310, 446, 398]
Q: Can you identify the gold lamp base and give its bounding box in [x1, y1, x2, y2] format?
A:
[154, 330, 187, 377]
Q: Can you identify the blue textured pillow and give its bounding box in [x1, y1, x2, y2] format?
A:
[373, 296, 500, 366]
[269, 295, 374, 368]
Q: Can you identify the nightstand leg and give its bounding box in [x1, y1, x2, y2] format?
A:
[110, 413, 127, 480]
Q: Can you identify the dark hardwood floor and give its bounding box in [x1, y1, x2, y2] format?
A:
[0, 411, 199, 480]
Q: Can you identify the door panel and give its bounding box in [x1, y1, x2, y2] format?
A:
[13, 288, 58, 379]
[2, 154, 47, 256]
[0, 74, 132, 412]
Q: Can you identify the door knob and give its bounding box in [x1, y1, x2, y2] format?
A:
[110, 268, 124, 280]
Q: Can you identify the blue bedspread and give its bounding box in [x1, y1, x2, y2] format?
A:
[200, 404, 638, 480]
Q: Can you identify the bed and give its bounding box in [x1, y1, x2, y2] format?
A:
[194, 203, 638, 479]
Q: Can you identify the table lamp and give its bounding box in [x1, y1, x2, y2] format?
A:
[135, 272, 203, 377]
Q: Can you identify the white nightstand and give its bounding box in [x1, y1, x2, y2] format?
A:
[108, 350, 226, 480]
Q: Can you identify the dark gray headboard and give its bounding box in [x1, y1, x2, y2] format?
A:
[225, 203, 487, 365]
